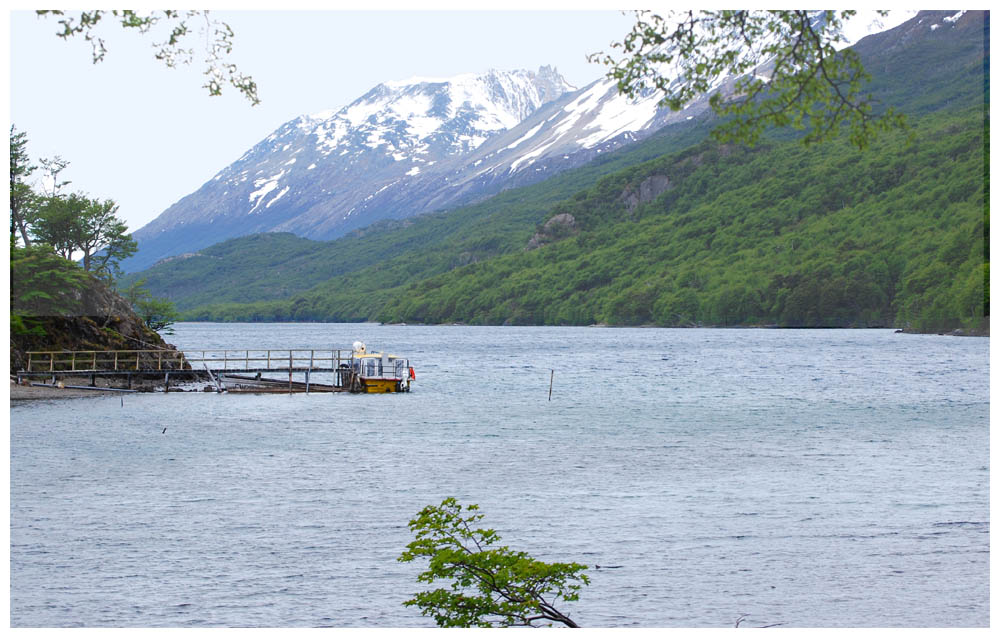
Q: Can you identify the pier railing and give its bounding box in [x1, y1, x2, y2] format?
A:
[25, 349, 189, 372]
[23, 349, 348, 373]
[182, 349, 347, 371]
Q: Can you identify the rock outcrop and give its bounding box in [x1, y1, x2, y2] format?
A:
[526, 213, 578, 250]
[621, 174, 672, 215]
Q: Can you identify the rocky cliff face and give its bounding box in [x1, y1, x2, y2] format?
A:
[622, 175, 673, 215]
[526, 213, 578, 250]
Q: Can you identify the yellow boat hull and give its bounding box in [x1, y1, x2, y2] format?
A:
[361, 378, 403, 393]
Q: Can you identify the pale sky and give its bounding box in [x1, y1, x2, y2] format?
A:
[8, 6, 636, 233]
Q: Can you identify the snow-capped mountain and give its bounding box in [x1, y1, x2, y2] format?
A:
[125, 10, 930, 272]
[127, 66, 575, 270]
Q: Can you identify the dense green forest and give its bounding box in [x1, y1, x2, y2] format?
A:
[178, 106, 987, 333]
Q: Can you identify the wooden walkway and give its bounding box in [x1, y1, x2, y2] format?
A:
[15, 349, 355, 393]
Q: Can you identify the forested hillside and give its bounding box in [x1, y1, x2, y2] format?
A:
[182, 107, 986, 332]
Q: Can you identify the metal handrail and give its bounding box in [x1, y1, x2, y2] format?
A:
[23, 348, 348, 373]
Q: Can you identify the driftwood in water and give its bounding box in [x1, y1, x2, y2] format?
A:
[203, 364, 225, 392]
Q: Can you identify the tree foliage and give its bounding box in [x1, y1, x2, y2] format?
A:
[399, 498, 589, 628]
[10, 244, 92, 317]
[29, 192, 83, 259]
[10, 243, 92, 339]
[39, 155, 71, 197]
[590, 10, 907, 149]
[32, 192, 137, 280]
[10, 132, 138, 281]
[120, 278, 179, 334]
[10, 125, 37, 247]
[35, 9, 259, 105]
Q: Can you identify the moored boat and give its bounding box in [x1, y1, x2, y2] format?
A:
[341, 341, 414, 393]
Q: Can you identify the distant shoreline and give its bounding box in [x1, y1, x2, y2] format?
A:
[174, 320, 989, 337]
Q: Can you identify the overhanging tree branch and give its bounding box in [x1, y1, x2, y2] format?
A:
[590, 9, 907, 149]
[36, 9, 259, 105]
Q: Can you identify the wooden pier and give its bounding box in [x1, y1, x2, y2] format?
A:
[15, 348, 358, 394]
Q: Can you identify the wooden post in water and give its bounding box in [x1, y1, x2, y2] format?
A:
[548, 369, 554, 401]
[289, 352, 293, 394]
[306, 350, 314, 394]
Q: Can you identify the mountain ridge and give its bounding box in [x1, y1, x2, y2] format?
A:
[126, 66, 578, 270]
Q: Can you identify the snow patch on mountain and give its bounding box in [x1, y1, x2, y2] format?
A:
[267, 186, 290, 209]
[507, 123, 544, 150]
[575, 87, 661, 148]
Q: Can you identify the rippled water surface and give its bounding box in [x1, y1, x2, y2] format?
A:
[10, 324, 989, 627]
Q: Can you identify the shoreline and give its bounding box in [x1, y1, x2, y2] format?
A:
[10, 380, 121, 401]
[176, 319, 988, 336]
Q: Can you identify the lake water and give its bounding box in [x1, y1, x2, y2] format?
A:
[9, 324, 990, 627]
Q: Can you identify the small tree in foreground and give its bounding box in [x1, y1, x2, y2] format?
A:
[399, 498, 589, 627]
